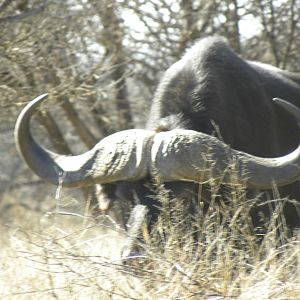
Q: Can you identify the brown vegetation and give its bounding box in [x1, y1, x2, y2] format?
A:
[1, 181, 300, 299]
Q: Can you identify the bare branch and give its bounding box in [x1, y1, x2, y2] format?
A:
[0, 0, 48, 23]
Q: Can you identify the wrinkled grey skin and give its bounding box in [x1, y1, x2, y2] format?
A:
[15, 37, 300, 228]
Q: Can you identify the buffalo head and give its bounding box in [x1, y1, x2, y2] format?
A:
[15, 94, 300, 193]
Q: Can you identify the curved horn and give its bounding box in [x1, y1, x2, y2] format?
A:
[16, 95, 300, 190]
[151, 98, 300, 189]
[14, 94, 154, 187]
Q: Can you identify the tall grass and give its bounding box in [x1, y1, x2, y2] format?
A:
[1, 181, 299, 299]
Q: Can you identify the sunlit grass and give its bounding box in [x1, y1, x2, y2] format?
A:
[1, 182, 300, 299]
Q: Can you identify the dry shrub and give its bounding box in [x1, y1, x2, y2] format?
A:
[1, 180, 300, 299]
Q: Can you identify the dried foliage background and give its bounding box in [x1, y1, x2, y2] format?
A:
[0, 0, 300, 299]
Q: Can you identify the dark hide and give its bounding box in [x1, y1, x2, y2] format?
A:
[108, 37, 300, 229]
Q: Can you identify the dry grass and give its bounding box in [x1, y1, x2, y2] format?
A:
[1, 183, 300, 300]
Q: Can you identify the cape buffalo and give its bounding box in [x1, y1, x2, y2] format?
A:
[15, 37, 300, 229]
